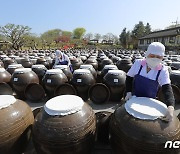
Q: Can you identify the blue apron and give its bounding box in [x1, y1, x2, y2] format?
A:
[133, 65, 161, 98]
[57, 54, 73, 72]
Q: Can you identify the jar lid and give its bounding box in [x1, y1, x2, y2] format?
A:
[46, 69, 63, 75]
[8, 64, 23, 68]
[73, 69, 91, 74]
[104, 65, 117, 69]
[171, 70, 180, 75]
[0, 95, 16, 109]
[108, 70, 125, 75]
[32, 64, 46, 69]
[44, 95, 84, 116]
[14, 68, 32, 73]
[0, 68, 6, 72]
[125, 96, 167, 120]
[80, 65, 93, 69]
[54, 65, 68, 69]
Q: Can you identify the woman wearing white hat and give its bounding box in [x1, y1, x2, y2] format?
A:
[53, 50, 73, 72]
[125, 42, 175, 122]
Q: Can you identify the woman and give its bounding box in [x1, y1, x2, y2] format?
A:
[125, 42, 175, 122]
[53, 50, 73, 72]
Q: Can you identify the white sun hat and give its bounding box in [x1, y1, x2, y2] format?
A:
[145, 42, 165, 57]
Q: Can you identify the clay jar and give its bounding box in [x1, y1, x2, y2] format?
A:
[110, 103, 180, 154]
[80, 64, 97, 79]
[36, 58, 50, 69]
[54, 65, 73, 82]
[32, 95, 96, 154]
[42, 69, 68, 97]
[3, 58, 17, 69]
[6, 64, 23, 75]
[0, 95, 34, 154]
[31, 64, 47, 85]
[11, 68, 39, 99]
[0, 68, 11, 84]
[84, 58, 98, 70]
[21, 58, 33, 68]
[71, 69, 95, 101]
[170, 70, 180, 88]
[103, 70, 126, 101]
[117, 58, 132, 73]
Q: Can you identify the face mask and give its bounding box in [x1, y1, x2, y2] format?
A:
[146, 58, 162, 69]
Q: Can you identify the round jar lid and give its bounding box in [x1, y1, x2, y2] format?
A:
[44, 95, 84, 116]
[80, 65, 93, 69]
[0, 68, 6, 72]
[171, 70, 180, 75]
[54, 65, 68, 69]
[0, 95, 16, 109]
[104, 65, 117, 69]
[73, 69, 91, 74]
[108, 70, 125, 75]
[125, 96, 168, 120]
[32, 64, 46, 69]
[8, 64, 23, 68]
[46, 69, 63, 75]
[14, 68, 32, 73]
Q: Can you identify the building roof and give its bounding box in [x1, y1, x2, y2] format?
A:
[139, 26, 180, 39]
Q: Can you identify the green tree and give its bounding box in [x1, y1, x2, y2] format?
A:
[41, 29, 62, 49]
[131, 21, 146, 49]
[24, 34, 41, 49]
[144, 23, 151, 35]
[73, 27, 86, 39]
[0, 23, 31, 50]
[119, 28, 127, 48]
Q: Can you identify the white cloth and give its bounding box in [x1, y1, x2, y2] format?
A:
[127, 59, 171, 86]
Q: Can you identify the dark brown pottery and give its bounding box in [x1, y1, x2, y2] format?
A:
[0, 68, 11, 84]
[0, 95, 34, 154]
[32, 95, 96, 154]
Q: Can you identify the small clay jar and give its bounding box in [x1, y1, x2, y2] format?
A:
[32, 95, 96, 154]
[54, 65, 73, 82]
[31, 64, 47, 85]
[71, 69, 95, 101]
[6, 64, 23, 75]
[11, 68, 39, 99]
[0, 95, 34, 154]
[80, 64, 97, 79]
[0, 68, 11, 84]
[42, 69, 68, 97]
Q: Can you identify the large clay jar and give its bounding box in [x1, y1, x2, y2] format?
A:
[80, 64, 97, 79]
[170, 70, 180, 88]
[103, 70, 126, 101]
[84, 58, 98, 70]
[70, 57, 82, 71]
[21, 58, 33, 68]
[3, 58, 17, 69]
[110, 97, 180, 154]
[11, 68, 39, 99]
[6, 64, 23, 75]
[54, 65, 73, 82]
[71, 69, 95, 101]
[32, 64, 47, 85]
[0, 68, 11, 84]
[42, 69, 68, 97]
[32, 95, 96, 154]
[117, 58, 132, 73]
[36, 58, 50, 69]
[170, 62, 180, 70]
[100, 58, 113, 71]
[0, 95, 34, 154]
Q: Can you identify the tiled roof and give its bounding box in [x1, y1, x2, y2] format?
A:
[139, 27, 180, 39]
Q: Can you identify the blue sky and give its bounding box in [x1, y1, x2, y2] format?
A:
[0, 0, 179, 36]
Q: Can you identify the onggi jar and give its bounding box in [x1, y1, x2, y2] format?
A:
[32, 95, 96, 154]
[0, 95, 34, 154]
[11, 68, 39, 99]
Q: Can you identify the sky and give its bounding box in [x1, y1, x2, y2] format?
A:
[0, 0, 180, 36]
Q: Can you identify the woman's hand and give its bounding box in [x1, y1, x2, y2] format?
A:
[125, 92, 132, 101]
[161, 106, 174, 122]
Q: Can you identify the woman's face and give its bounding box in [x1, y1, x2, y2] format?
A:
[147, 54, 163, 60]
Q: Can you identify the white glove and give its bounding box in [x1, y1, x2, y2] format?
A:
[125, 92, 132, 101]
[161, 106, 174, 122]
